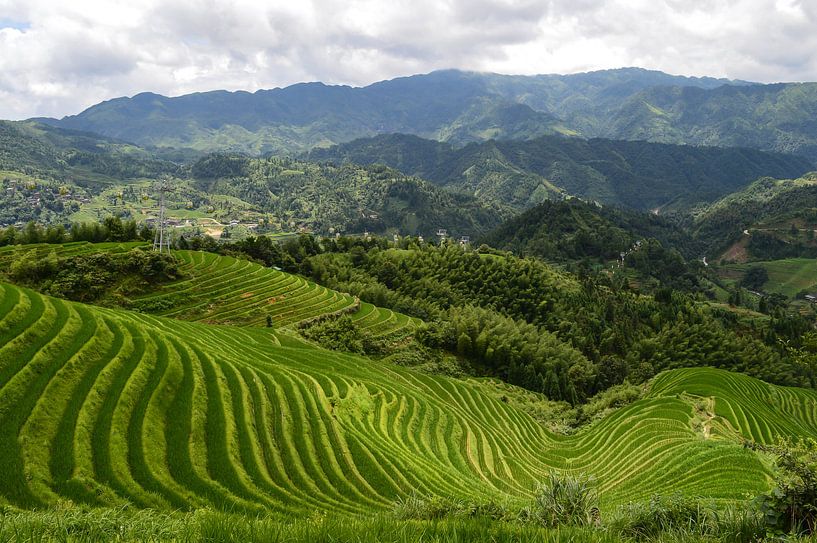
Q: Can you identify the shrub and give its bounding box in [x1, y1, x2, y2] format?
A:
[531, 472, 599, 527]
[611, 493, 767, 541]
[392, 493, 464, 521]
[300, 315, 364, 354]
[391, 492, 514, 522]
[753, 439, 817, 536]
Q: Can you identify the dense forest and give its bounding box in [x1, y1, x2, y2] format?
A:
[479, 199, 699, 263]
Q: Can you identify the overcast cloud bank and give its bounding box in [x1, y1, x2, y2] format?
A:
[0, 0, 815, 120]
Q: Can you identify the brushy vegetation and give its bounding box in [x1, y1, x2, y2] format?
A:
[1, 246, 180, 303]
[2, 471, 812, 543]
[0, 507, 628, 543]
[529, 473, 599, 528]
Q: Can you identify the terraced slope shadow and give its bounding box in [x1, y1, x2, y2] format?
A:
[0, 282, 801, 512]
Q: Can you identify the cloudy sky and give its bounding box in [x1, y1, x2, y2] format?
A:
[0, 0, 815, 120]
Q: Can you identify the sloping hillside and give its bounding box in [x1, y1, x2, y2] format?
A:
[0, 120, 178, 182]
[693, 172, 817, 259]
[2, 280, 808, 512]
[307, 134, 813, 211]
[601, 83, 817, 161]
[189, 155, 504, 236]
[0, 243, 422, 342]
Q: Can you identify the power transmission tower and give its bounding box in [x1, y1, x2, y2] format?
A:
[152, 178, 172, 253]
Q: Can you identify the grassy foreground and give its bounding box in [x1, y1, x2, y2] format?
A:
[0, 506, 740, 543]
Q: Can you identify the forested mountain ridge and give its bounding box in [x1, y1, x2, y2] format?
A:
[42, 67, 817, 159]
[0, 120, 179, 182]
[599, 82, 817, 160]
[35, 68, 817, 161]
[307, 134, 813, 212]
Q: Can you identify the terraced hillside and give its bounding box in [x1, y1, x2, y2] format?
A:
[2, 281, 815, 512]
[0, 244, 422, 341]
[350, 302, 423, 340]
[138, 251, 422, 341]
[131, 250, 356, 327]
[0, 241, 148, 262]
[651, 368, 817, 444]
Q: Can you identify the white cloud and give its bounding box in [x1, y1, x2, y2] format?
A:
[0, 0, 815, 119]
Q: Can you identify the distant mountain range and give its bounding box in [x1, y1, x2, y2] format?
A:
[33, 68, 817, 161]
[307, 134, 813, 212]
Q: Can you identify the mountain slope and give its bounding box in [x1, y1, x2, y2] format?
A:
[2, 279, 808, 512]
[479, 199, 697, 262]
[692, 172, 817, 260]
[0, 120, 178, 182]
[42, 71, 568, 155]
[31, 69, 741, 155]
[307, 134, 813, 212]
[39, 68, 817, 160]
[602, 83, 817, 159]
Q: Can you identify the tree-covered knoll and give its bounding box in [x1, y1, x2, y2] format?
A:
[306, 133, 812, 212]
[285, 240, 810, 403]
[189, 154, 503, 236]
[479, 199, 699, 264]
